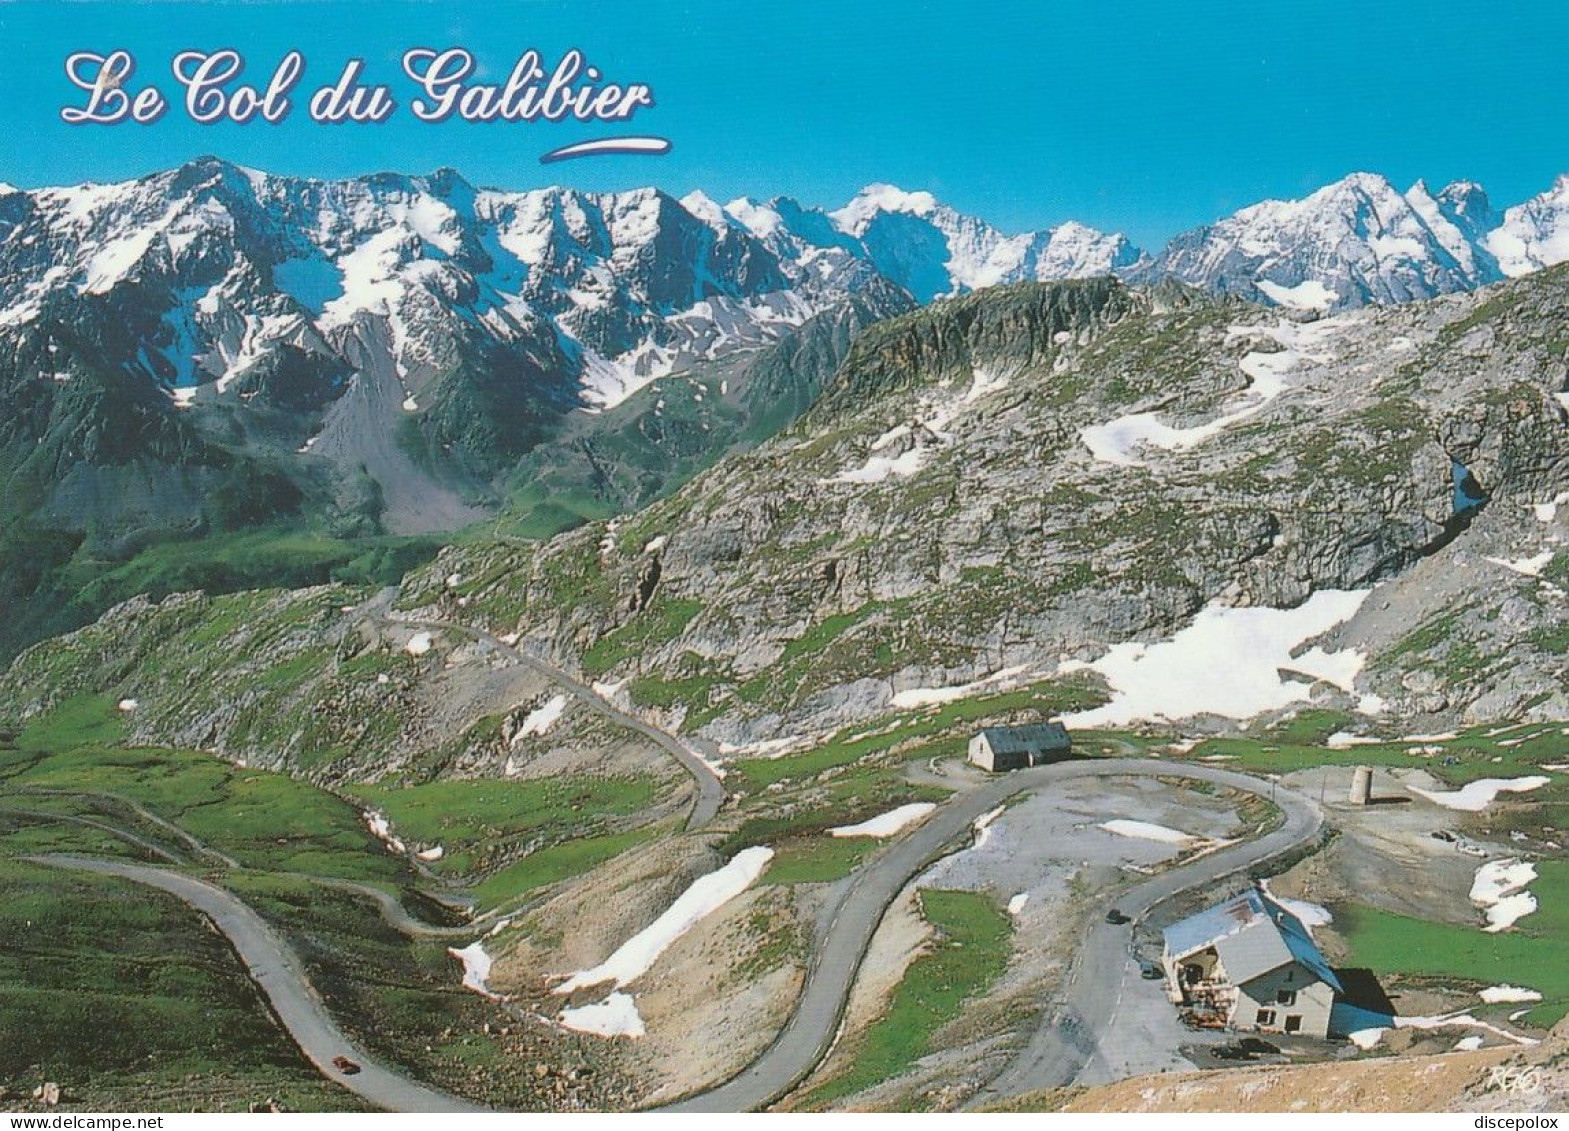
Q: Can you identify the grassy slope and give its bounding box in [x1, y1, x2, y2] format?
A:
[0, 856, 370, 1112]
[1335, 860, 1569, 1028]
[796, 888, 1012, 1109]
[4, 695, 404, 883]
[0, 695, 650, 1108]
[1, 524, 442, 667]
[344, 775, 665, 894]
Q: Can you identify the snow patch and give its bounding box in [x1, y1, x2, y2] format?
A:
[717, 735, 810, 760]
[889, 665, 1035, 709]
[1483, 550, 1555, 577]
[116, 698, 138, 712]
[514, 694, 568, 741]
[1258, 879, 1333, 929]
[1081, 317, 1346, 467]
[1348, 1028, 1387, 1050]
[448, 941, 496, 997]
[574, 338, 677, 412]
[416, 844, 445, 862]
[1392, 1012, 1536, 1046]
[1099, 819, 1199, 845]
[829, 803, 936, 839]
[559, 991, 645, 1038]
[971, 805, 1006, 851]
[1479, 985, 1542, 1004]
[1529, 492, 1569, 524]
[1257, 278, 1337, 310]
[1471, 859, 1539, 932]
[1059, 590, 1375, 728]
[554, 847, 773, 993]
[363, 811, 406, 854]
[1007, 892, 1030, 916]
[1326, 731, 1383, 749]
[820, 444, 930, 485]
[1411, 777, 1550, 812]
[405, 631, 434, 656]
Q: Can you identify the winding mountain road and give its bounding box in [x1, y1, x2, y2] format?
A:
[391, 614, 725, 829]
[0, 806, 186, 865]
[318, 877, 519, 940]
[659, 759, 1322, 1112]
[25, 759, 1319, 1113]
[28, 854, 488, 1115]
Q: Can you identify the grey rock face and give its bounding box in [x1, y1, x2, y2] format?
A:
[403, 270, 1567, 741]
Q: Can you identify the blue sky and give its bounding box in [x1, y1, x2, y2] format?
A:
[2, 0, 1566, 247]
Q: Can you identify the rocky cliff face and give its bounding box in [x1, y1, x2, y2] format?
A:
[377, 269, 1566, 747]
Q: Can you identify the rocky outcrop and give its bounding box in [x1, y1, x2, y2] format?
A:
[404, 271, 1567, 742]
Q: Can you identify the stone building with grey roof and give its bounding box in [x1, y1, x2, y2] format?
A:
[966, 722, 1072, 772]
[1161, 885, 1341, 1038]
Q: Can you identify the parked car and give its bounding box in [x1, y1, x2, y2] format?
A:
[1105, 909, 1130, 925]
[331, 1056, 362, 1076]
[1140, 961, 1163, 980]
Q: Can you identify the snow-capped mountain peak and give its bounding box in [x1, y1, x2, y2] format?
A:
[679, 189, 733, 231]
[828, 183, 942, 236]
[1148, 169, 1516, 308]
[820, 182, 1144, 302]
[1486, 173, 1569, 278]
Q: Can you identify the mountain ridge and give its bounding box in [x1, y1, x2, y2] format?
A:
[2, 158, 1567, 663]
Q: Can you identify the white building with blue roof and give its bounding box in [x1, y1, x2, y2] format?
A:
[1161, 884, 1341, 1039]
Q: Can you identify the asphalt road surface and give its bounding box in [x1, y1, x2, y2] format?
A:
[659, 758, 1321, 1112]
[29, 854, 487, 1114]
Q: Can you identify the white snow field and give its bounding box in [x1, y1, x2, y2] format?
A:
[1059, 589, 1376, 728]
[1479, 985, 1543, 1005]
[554, 846, 774, 993]
[514, 694, 568, 740]
[404, 631, 434, 656]
[829, 803, 937, 838]
[1470, 858, 1540, 932]
[1098, 819, 1199, 845]
[448, 941, 495, 997]
[1079, 317, 1347, 467]
[1411, 777, 1551, 812]
[559, 991, 646, 1038]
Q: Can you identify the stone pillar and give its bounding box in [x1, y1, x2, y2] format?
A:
[1349, 765, 1373, 806]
